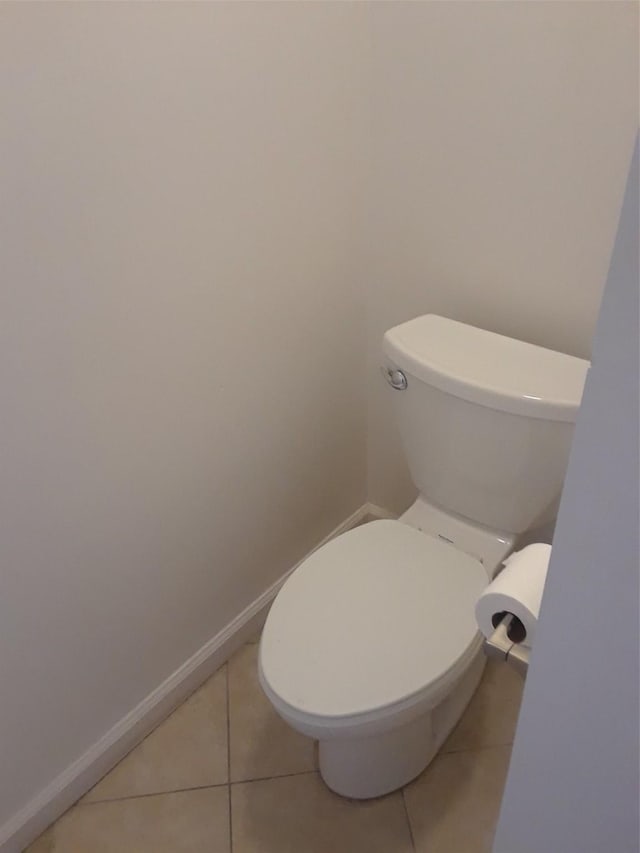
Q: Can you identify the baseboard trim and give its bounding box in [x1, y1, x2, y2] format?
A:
[363, 502, 397, 521]
[1, 501, 391, 853]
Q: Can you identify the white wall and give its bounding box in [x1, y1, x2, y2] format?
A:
[0, 3, 367, 831]
[367, 1, 639, 513]
[494, 138, 639, 853]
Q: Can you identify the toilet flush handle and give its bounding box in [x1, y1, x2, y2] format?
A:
[382, 367, 408, 390]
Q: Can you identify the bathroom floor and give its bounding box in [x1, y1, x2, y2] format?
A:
[26, 632, 523, 853]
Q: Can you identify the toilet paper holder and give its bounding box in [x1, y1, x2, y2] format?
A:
[484, 613, 530, 677]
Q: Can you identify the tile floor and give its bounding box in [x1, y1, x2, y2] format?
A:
[26, 635, 523, 853]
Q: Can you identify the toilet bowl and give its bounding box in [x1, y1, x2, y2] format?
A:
[259, 516, 495, 798]
[259, 314, 589, 798]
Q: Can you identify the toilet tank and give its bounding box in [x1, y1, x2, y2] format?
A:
[382, 315, 590, 534]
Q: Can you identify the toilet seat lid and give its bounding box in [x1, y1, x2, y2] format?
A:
[260, 520, 488, 721]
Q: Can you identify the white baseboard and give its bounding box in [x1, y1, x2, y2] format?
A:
[1, 501, 391, 853]
[363, 502, 397, 521]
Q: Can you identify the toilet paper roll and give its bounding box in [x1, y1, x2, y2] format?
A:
[475, 543, 552, 648]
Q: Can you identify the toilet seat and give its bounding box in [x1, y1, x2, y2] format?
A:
[259, 520, 488, 738]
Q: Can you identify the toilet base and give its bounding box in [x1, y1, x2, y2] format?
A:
[317, 651, 486, 799]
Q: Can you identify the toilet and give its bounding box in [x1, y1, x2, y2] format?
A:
[259, 314, 589, 799]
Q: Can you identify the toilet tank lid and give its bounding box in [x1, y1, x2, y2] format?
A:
[383, 315, 590, 422]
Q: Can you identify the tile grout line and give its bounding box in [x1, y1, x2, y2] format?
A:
[439, 740, 515, 758]
[401, 788, 417, 852]
[226, 662, 233, 853]
[76, 768, 321, 808]
[232, 769, 318, 786]
[78, 780, 230, 806]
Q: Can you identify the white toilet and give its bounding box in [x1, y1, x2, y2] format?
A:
[259, 314, 589, 799]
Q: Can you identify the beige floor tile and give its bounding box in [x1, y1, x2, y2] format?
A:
[404, 745, 512, 853]
[24, 828, 55, 853]
[442, 659, 524, 753]
[228, 643, 316, 782]
[83, 666, 228, 802]
[33, 788, 229, 853]
[231, 772, 414, 853]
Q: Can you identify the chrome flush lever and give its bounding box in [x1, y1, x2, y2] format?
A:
[382, 367, 408, 390]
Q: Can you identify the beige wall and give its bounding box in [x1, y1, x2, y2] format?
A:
[0, 3, 367, 828]
[367, 1, 639, 512]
